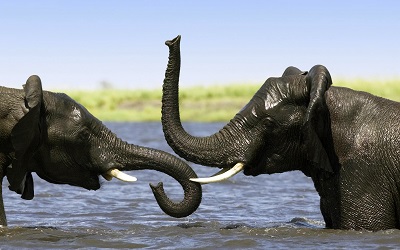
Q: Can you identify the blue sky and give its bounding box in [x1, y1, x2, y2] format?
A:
[0, 0, 399, 90]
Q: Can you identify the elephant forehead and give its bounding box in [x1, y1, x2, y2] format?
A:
[255, 89, 282, 111]
[262, 78, 289, 110]
[264, 95, 281, 110]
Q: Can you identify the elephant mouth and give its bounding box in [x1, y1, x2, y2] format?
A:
[243, 165, 261, 176]
[189, 163, 245, 184]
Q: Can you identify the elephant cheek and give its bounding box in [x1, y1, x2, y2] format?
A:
[38, 163, 101, 190]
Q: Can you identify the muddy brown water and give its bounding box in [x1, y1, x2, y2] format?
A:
[1, 122, 399, 249]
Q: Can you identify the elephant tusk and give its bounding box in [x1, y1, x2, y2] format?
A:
[103, 169, 137, 182]
[189, 163, 244, 184]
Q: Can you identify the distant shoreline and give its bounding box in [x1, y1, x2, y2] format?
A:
[64, 78, 400, 122]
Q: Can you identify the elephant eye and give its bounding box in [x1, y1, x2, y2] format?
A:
[263, 116, 276, 128]
[77, 127, 91, 141]
[71, 106, 82, 122]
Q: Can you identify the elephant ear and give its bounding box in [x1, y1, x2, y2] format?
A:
[9, 75, 45, 200]
[302, 65, 333, 173]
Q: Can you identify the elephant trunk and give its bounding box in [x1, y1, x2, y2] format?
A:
[162, 35, 243, 168]
[113, 139, 202, 218]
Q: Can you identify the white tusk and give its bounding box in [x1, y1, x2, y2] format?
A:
[190, 163, 244, 184]
[104, 169, 137, 182]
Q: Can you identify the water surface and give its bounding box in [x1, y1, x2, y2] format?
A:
[1, 122, 399, 249]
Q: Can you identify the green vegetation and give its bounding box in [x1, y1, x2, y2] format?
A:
[64, 78, 400, 122]
[334, 78, 400, 102]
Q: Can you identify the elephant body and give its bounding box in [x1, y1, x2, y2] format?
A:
[161, 35, 400, 231]
[0, 75, 202, 226]
[321, 87, 400, 229]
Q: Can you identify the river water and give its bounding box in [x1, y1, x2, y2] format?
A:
[1, 122, 400, 249]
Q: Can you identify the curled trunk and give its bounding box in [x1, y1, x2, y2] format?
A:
[162, 36, 243, 168]
[116, 141, 202, 218]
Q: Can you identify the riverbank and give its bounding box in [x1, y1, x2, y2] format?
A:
[65, 78, 400, 122]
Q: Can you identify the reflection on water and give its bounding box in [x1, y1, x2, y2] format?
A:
[1, 122, 400, 249]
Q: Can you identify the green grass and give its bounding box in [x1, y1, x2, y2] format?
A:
[334, 78, 400, 102]
[67, 89, 163, 121]
[64, 78, 400, 122]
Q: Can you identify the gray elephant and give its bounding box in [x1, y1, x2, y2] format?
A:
[161, 35, 400, 231]
[0, 75, 202, 226]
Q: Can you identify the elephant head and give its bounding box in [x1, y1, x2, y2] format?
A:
[161, 35, 334, 183]
[0, 75, 201, 225]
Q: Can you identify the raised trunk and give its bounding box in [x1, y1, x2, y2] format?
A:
[162, 36, 241, 168]
[115, 141, 202, 218]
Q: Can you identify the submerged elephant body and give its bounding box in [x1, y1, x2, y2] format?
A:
[161, 35, 400, 231]
[0, 75, 201, 226]
[322, 87, 400, 229]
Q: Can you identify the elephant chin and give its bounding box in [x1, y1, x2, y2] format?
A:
[189, 163, 245, 184]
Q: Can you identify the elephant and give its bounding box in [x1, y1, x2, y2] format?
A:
[160, 35, 400, 231]
[0, 75, 202, 226]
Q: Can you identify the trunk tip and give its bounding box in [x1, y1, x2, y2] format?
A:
[165, 35, 181, 47]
